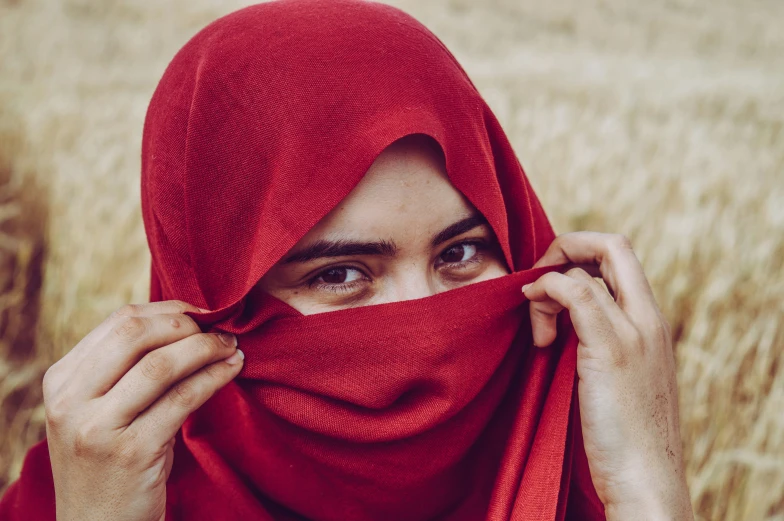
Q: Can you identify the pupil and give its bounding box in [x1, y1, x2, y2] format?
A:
[442, 245, 465, 263]
[322, 268, 347, 284]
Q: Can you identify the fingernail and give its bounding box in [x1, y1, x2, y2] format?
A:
[217, 332, 238, 347]
[522, 284, 531, 293]
[197, 307, 211, 313]
[225, 349, 245, 365]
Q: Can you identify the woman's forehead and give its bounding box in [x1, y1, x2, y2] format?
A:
[297, 137, 479, 246]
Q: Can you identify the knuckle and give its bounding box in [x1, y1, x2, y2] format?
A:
[139, 351, 175, 382]
[111, 303, 143, 319]
[611, 234, 633, 251]
[42, 363, 61, 397]
[571, 281, 594, 305]
[44, 394, 72, 428]
[169, 381, 199, 410]
[170, 300, 194, 314]
[72, 419, 109, 459]
[112, 316, 148, 343]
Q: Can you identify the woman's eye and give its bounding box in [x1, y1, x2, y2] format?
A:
[439, 243, 478, 264]
[316, 267, 364, 285]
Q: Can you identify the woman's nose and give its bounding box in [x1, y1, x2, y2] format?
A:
[384, 272, 437, 303]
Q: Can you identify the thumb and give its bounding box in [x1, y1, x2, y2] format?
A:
[523, 283, 564, 348]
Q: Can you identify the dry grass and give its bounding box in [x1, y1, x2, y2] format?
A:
[0, 0, 782, 519]
[0, 108, 49, 484]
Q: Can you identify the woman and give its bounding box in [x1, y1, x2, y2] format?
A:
[0, 1, 693, 520]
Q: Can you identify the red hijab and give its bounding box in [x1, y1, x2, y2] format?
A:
[1, 1, 605, 519]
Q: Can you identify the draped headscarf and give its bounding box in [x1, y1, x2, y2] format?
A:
[1, 1, 605, 519]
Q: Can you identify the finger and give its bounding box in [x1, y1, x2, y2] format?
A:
[532, 232, 657, 320]
[525, 290, 565, 348]
[66, 312, 214, 399]
[566, 267, 617, 308]
[130, 351, 244, 444]
[103, 332, 239, 426]
[523, 271, 631, 366]
[525, 267, 620, 348]
[47, 301, 210, 394]
[83, 301, 210, 358]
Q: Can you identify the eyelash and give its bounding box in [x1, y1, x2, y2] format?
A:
[310, 275, 367, 295]
[306, 239, 491, 294]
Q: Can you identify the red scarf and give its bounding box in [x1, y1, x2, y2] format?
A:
[1, 1, 605, 519]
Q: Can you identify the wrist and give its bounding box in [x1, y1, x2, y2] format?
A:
[603, 473, 694, 521]
[605, 497, 693, 521]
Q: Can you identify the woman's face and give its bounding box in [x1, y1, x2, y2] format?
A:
[257, 136, 509, 314]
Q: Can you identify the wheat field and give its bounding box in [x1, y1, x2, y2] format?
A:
[0, 0, 782, 519]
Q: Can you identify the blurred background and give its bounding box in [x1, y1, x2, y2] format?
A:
[0, 0, 782, 519]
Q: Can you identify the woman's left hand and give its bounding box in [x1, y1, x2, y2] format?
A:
[522, 232, 693, 521]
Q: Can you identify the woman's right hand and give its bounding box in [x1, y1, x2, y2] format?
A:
[43, 300, 244, 521]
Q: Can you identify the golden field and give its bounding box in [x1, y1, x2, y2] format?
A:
[0, 0, 782, 519]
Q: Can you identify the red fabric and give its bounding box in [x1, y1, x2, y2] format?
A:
[1, 1, 605, 519]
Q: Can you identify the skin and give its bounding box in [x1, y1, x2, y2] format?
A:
[45, 135, 693, 521]
[256, 136, 509, 312]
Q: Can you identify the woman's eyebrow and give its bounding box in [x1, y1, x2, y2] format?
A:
[281, 215, 486, 264]
[431, 214, 488, 247]
[282, 239, 398, 264]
